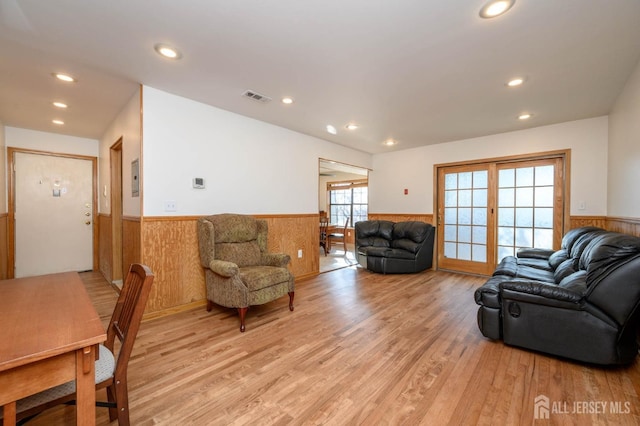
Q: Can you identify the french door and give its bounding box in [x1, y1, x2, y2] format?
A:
[437, 155, 565, 275]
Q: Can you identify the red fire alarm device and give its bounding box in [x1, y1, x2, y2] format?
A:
[404, 188, 408, 195]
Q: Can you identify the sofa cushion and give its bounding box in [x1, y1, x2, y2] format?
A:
[516, 257, 553, 271]
[386, 248, 418, 260]
[475, 275, 511, 308]
[239, 266, 291, 291]
[584, 234, 640, 286]
[355, 220, 394, 248]
[391, 238, 422, 254]
[548, 249, 569, 269]
[558, 270, 587, 295]
[357, 236, 391, 250]
[512, 265, 555, 282]
[216, 241, 261, 267]
[569, 230, 607, 268]
[553, 258, 577, 283]
[561, 226, 604, 251]
[392, 221, 430, 243]
[208, 214, 259, 243]
[361, 246, 391, 258]
[493, 256, 518, 277]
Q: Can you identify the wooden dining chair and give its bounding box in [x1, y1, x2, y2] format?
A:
[328, 218, 349, 254]
[14, 264, 154, 426]
[320, 217, 329, 256]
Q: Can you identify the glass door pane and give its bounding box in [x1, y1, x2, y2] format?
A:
[443, 170, 488, 262]
[496, 162, 557, 262]
[438, 165, 494, 275]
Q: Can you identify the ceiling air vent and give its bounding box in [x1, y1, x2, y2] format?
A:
[242, 90, 272, 103]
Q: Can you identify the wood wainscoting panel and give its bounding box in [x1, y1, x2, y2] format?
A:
[139, 214, 319, 317]
[255, 214, 319, 280]
[0, 213, 7, 280]
[569, 215, 607, 230]
[606, 216, 640, 237]
[368, 213, 435, 224]
[141, 217, 205, 315]
[123, 217, 142, 272]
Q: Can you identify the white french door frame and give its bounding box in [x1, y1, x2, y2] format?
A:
[434, 149, 571, 275]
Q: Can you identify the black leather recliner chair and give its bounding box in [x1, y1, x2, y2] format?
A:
[355, 220, 435, 273]
[475, 226, 640, 365]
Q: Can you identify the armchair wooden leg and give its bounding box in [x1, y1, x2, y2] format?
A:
[238, 307, 248, 332]
[288, 291, 295, 311]
[206, 299, 213, 312]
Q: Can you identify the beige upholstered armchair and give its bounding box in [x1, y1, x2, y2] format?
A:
[197, 213, 295, 332]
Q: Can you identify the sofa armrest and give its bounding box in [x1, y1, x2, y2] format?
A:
[208, 260, 239, 277]
[516, 247, 555, 259]
[261, 253, 291, 267]
[500, 279, 583, 304]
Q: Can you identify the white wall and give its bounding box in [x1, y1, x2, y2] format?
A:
[370, 116, 609, 216]
[98, 87, 141, 216]
[142, 86, 372, 216]
[608, 58, 640, 217]
[5, 127, 98, 157]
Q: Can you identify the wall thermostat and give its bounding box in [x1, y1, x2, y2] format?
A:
[192, 177, 205, 189]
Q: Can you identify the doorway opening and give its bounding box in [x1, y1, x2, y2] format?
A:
[318, 159, 369, 273]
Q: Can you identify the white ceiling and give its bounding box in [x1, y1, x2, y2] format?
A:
[1, 0, 640, 154]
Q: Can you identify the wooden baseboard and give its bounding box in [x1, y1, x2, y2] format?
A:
[142, 299, 207, 322]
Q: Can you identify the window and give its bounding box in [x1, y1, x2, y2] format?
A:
[328, 179, 368, 226]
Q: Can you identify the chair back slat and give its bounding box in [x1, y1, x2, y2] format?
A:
[106, 264, 154, 379]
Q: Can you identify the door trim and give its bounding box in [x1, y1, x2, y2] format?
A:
[7, 148, 98, 279]
[110, 138, 124, 283]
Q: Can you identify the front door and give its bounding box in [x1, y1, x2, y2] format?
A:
[13, 151, 94, 277]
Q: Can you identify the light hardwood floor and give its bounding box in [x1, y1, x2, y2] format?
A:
[28, 267, 640, 425]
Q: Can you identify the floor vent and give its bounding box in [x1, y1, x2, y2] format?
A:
[242, 90, 272, 103]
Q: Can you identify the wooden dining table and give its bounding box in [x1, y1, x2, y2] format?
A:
[0, 272, 106, 426]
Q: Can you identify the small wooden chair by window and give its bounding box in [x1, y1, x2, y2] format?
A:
[12, 264, 154, 426]
[320, 217, 329, 256]
[329, 218, 349, 254]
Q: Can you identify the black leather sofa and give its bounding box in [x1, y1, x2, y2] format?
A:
[354, 220, 435, 273]
[475, 226, 640, 365]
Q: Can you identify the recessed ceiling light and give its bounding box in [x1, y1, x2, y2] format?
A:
[53, 101, 68, 109]
[384, 139, 397, 146]
[53, 73, 76, 83]
[507, 77, 525, 87]
[345, 123, 359, 130]
[326, 125, 337, 135]
[154, 44, 182, 59]
[518, 113, 532, 120]
[52, 119, 65, 125]
[281, 97, 294, 104]
[479, 0, 515, 19]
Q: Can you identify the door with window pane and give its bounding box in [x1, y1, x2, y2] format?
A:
[437, 156, 564, 275]
[437, 165, 495, 275]
[496, 159, 563, 262]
